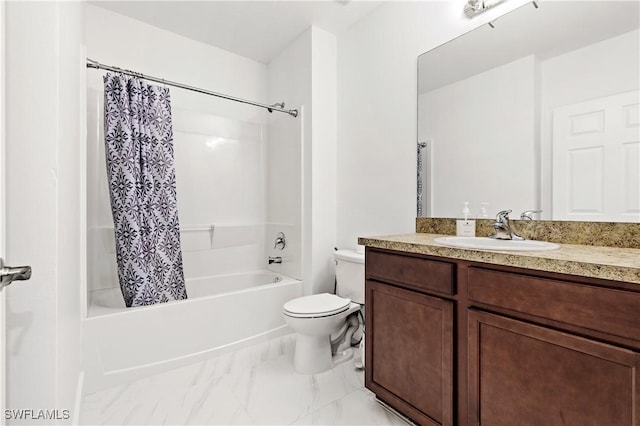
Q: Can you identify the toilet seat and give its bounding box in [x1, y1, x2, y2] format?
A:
[283, 293, 351, 318]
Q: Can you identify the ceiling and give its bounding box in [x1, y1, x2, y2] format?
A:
[90, 0, 383, 64]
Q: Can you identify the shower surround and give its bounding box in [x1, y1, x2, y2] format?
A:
[86, 69, 303, 389]
[84, 8, 304, 395]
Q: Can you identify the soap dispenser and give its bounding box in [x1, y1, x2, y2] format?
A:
[479, 203, 489, 219]
[456, 202, 476, 237]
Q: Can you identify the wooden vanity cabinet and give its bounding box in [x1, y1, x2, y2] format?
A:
[365, 246, 640, 426]
[467, 266, 640, 426]
[365, 249, 456, 426]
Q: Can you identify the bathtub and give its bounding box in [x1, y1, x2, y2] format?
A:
[82, 270, 303, 394]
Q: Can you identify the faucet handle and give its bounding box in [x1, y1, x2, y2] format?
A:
[520, 210, 542, 220]
[274, 232, 286, 250]
[495, 210, 512, 221]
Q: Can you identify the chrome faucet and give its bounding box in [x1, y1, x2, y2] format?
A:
[490, 210, 524, 240]
[274, 232, 286, 250]
[520, 209, 542, 220]
[268, 256, 282, 265]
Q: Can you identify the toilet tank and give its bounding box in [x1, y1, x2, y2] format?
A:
[334, 249, 365, 304]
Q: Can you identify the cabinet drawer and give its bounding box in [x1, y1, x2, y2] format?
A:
[366, 249, 455, 295]
[468, 267, 640, 342]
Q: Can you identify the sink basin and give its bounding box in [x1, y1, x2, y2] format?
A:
[434, 236, 560, 252]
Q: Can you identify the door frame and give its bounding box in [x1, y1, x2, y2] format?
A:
[1, 0, 7, 422]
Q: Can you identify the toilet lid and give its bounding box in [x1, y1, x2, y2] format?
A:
[283, 293, 351, 318]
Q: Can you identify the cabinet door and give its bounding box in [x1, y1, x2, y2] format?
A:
[366, 280, 454, 426]
[468, 310, 640, 426]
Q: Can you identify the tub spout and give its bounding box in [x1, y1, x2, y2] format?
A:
[268, 256, 282, 264]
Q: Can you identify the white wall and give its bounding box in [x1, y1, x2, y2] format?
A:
[337, 0, 529, 247]
[85, 6, 267, 123]
[419, 56, 537, 218]
[539, 29, 640, 217]
[267, 27, 338, 295]
[5, 1, 84, 422]
[310, 29, 338, 294]
[86, 5, 271, 293]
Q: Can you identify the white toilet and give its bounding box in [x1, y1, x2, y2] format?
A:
[283, 249, 364, 374]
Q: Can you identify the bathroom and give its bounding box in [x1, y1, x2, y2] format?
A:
[2, 0, 638, 425]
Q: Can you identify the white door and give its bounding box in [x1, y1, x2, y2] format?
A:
[552, 91, 640, 222]
[1, 3, 35, 420]
[3, 2, 80, 421]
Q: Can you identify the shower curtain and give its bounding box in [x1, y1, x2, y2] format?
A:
[103, 73, 187, 307]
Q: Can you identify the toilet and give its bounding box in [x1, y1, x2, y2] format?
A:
[283, 249, 364, 374]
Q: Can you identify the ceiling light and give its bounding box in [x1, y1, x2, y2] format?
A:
[464, 0, 506, 17]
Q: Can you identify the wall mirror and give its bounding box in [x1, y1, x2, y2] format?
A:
[417, 1, 639, 222]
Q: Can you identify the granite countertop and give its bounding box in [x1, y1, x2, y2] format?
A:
[358, 233, 640, 284]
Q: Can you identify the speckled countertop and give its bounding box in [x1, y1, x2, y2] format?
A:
[358, 233, 640, 284]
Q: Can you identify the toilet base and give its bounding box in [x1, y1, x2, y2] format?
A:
[332, 347, 355, 366]
[285, 301, 362, 375]
[292, 335, 355, 375]
[293, 334, 332, 374]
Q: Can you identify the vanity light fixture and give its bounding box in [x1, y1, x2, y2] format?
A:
[465, 0, 538, 18]
[464, 0, 506, 17]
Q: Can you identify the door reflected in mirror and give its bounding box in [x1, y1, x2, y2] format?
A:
[417, 1, 639, 222]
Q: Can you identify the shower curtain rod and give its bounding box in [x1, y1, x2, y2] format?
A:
[86, 58, 299, 118]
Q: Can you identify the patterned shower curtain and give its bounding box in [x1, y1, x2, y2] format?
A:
[103, 73, 187, 307]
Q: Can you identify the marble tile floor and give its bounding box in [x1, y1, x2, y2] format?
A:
[80, 334, 408, 425]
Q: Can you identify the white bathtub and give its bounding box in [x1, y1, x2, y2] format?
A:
[82, 270, 303, 393]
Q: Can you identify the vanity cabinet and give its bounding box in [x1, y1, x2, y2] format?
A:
[467, 266, 640, 426]
[365, 250, 455, 426]
[364, 246, 640, 426]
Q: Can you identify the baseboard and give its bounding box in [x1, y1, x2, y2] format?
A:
[375, 397, 417, 425]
